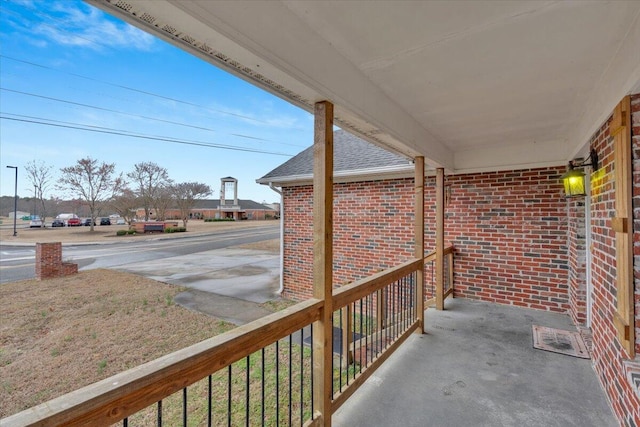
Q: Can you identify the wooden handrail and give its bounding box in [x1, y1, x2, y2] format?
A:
[424, 245, 454, 263]
[4, 250, 445, 427]
[3, 299, 323, 427]
[332, 258, 423, 310]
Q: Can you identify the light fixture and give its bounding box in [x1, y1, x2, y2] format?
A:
[561, 148, 598, 198]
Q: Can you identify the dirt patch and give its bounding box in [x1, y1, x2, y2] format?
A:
[233, 238, 280, 252]
[0, 269, 237, 418]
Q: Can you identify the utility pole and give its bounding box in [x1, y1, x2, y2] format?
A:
[6, 165, 18, 236]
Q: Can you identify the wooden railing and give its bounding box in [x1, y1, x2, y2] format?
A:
[330, 259, 422, 412]
[2, 300, 323, 426]
[3, 252, 455, 426]
[425, 245, 455, 308]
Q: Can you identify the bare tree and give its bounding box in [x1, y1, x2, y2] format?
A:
[24, 160, 55, 224]
[154, 185, 174, 221]
[109, 187, 139, 225]
[127, 162, 170, 221]
[59, 157, 123, 231]
[173, 182, 212, 228]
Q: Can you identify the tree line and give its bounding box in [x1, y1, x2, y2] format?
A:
[23, 158, 211, 231]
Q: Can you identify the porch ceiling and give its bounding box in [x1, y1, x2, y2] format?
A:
[88, 0, 640, 173]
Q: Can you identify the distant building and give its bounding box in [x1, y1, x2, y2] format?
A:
[8, 210, 30, 219]
[135, 177, 277, 220]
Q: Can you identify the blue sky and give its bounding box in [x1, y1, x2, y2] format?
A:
[0, 0, 314, 203]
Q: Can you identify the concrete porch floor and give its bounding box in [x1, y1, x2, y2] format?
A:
[333, 298, 616, 427]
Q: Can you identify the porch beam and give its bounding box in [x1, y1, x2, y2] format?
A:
[312, 100, 334, 425]
[435, 168, 445, 310]
[414, 156, 425, 331]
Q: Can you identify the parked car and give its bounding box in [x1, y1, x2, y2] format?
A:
[100, 217, 111, 225]
[67, 218, 81, 226]
[51, 219, 65, 227]
[83, 218, 95, 226]
[116, 218, 126, 225]
[29, 216, 43, 228]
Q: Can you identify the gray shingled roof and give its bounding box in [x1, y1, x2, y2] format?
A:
[259, 130, 410, 181]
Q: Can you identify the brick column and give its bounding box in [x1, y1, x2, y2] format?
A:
[36, 242, 62, 280]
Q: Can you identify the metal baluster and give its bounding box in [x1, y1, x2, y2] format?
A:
[338, 307, 343, 393]
[276, 340, 280, 427]
[310, 324, 314, 417]
[183, 387, 187, 427]
[288, 334, 293, 427]
[246, 355, 250, 427]
[359, 298, 363, 372]
[157, 400, 163, 427]
[261, 348, 265, 427]
[300, 327, 304, 427]
[208, 375, 212, 427]
[228, 365, 232, 427]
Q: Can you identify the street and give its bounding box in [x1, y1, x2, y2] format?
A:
[0, 224, 279, 284]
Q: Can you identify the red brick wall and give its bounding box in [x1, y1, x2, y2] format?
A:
[282, 180, 415, 300]
[633, 94, 640, 357]
[282, 168, 569, 315]
[35, 242, 78, 280]
[585, 94, 640, 426]
[436, 168, 569, 312]
[567, 196, 587, 326]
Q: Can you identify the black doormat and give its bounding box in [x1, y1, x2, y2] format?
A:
[532, 325, 590, 359]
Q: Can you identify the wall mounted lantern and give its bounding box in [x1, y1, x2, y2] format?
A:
[561, 148, 598, 198]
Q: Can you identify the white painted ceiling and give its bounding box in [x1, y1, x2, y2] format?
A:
[89, 0, 640, 173]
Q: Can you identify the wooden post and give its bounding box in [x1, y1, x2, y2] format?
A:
[312, 101, 334, 425]
[610, 96, 635, 358]
[414, 156, 425, 332]
[435, 168, 445, 310]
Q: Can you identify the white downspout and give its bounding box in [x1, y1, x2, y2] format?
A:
[269, 182, 284, 294]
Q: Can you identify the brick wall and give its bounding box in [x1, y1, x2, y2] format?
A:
[35, 242, 78, 280]
[282, 180, 415, 300]
[436, 168, 569, 313]
[632, 94, 640, 358]
[583, 94, 640, 426]
[282, 167, 569, 315]
[567, 196, 587, 326]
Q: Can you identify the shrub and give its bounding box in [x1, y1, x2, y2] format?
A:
[205, 218, 235, 222]
[165, 227, 187, 233]
[116, 230, 127, 236]
[127, 229, 136, 235]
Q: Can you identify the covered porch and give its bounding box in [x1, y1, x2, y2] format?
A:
[334, 298, 615, 426]
[3, 1, 639, 425]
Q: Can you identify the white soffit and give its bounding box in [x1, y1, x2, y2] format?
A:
[89, 0, 640, 173]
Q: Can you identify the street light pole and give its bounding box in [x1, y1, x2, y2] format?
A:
[6, 165, 18, 237]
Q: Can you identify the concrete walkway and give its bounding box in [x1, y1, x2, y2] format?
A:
[117, 247, 281, 325]
[333, 298, 616, 427]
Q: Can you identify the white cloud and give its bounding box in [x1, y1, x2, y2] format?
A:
[29, 1, 156, 52]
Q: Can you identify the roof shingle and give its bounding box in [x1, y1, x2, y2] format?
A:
[259, 130, 410, 181]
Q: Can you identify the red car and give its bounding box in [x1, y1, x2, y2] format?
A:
[67, 218, 81, 227]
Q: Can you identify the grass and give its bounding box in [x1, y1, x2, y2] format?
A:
[126, 342, 315, 426]
[0, 246, 383, 424]
[0, 269, 235, 418]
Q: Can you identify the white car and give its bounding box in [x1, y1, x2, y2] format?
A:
[29, 216, 43, 228]
[116, 218, 126, 225]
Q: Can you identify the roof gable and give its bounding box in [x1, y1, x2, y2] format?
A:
[258, 130, 411, 185]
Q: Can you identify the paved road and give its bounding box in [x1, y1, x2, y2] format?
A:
[0, 225, 279, 284]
